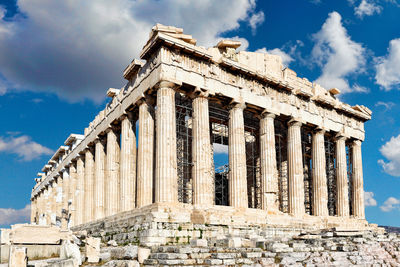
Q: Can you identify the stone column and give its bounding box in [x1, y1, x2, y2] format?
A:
[30, 197, 37, 224]
[106, 128, 120, 216]
[75, 156, 85, 225]
[260, 112, 279, 211]
[61, 170, 69, 229]
[50, 181, 57, 225]
[352, 140, 365, 218]
[335, 135, 349, 217]
[137, 99, 155, 208]
[192, 94, 214, 206]
[228, 103, 248, 208]
[312, 129, 329, 216]
[84, 148, 95, 223]
[120, 114, 137, 211]
[287, 119, 305, 216]
[155, 81, 178, 203]
[68, 163, 77, 227]
[94, 139, 106, 219]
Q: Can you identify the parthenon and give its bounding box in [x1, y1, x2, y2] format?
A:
[29, 24, 373, 244]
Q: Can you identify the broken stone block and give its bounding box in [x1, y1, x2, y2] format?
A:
[190, 239, 207, 247]
[138, 247, 151, 263]
[9, 246, 27, 267]
[60, 240, 81, 266]
[86, 236, 100, 263]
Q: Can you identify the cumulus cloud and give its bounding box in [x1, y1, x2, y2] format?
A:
[378, 134, 400, 176]
[354, 0, 382, 18]
[375, 38, 400, 90]
[375, 101, 395, 110]
[248, 11, 265, 34]
[0, 0, 261, 102]
[0, 133, 53, 161]
[0, 204, 30, 225]
[365, 191, 378, 207]
[380, 197, 400, 212]
[311, 12, 367, 94]
[213, 143, 228, 154]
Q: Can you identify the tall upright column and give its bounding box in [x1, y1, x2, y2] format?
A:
[61, 169, 69, 229]
[84, 148, 94, 223]
[120, 114, 137, 211]
[75, 156, 85, 225]
[155, 81, 178, 203]
[94, 139, 106, 219]
[228, 103, 248, 208]
[260, 112, 279, 211]
[55, 177, 63, 224]
[192, 94, 214, 206]
[335, 135, 349, 217]
[50, 181, 57, 225]
[352, 140, 365, 218]
[137, 99, 155, 208]
[287, 119, 305, 216]
[312, 129, 329, 216]
[106, 128, 120, 216]
[30, 197, 37, 224]
[68, 163, 77, 227]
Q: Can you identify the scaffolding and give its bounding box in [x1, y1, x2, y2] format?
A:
[301, 128, 313, 215]
[209, 102, 230, 206]
[244, 111, 261, 209]
[347, 142, 353, 216]
[325, 134, 336, 216]
[175, 93, 193, 204]
[275, 119, 288, 213]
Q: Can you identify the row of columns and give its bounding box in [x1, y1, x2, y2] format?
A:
[31, 81, 365, 227]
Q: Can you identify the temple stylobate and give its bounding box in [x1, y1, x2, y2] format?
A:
[30, 24, 374, 245]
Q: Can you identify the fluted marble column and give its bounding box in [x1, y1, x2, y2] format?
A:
[352, 140, 365, 218]
[68, 164, 77, 227]
[30, 197, 37, 224]
[55, 177, 63, 226]
[287, 120, 305, 216]
[260, 112, 279, 211]
[155, 82, 178, 203]
[312, 129, 329, 216]
[84, 148, 94, 223]
[120, 114, 137, 211]
[228, 103, 248, 208]
[75, 156, 85, 225]
[106, 128, 120, 216]
[335, 135, 349, 217]
[137, 99, 155, 208]
[44, 188, 51, 225]
[61, 170, 69, 229]
[192, 94, 214, 206]
[50, 181, 57, 225]
[94, 139, 106, 220]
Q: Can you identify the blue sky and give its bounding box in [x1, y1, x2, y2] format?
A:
[1, 0, 400, 228]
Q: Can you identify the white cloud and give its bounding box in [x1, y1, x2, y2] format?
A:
[0, 0, 261, 102]
[213, 143, 228, 154]
[375, 101, 395, 110]
[380, 197, 400, 212]
[0, 204, 30, 225]
[355, 0, 382, 18]
[375, 38, 400, 90]
[0, 134, 53, 161]
[378, 134, 400, 176]
[311, 12, 367, 94]
[365, 191, 377, 207]
[248, 11, 265, 34]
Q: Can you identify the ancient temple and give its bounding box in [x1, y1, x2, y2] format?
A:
[29, 24, 374, 245]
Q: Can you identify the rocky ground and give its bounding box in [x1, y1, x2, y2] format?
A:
[21, 228, 400, 266]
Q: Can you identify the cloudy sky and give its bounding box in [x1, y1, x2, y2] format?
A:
[1, 0, 400, 228]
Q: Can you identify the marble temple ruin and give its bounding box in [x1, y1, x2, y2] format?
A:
[29, 24, 374, 245]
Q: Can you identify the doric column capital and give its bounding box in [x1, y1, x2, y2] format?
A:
[313, 126, 326, 135]
[288, 118, 303, 127]
[335, 132, 348, 141]
[154, 79, 181, 90]
[352, 139, 362, 146]
[261, 110, 276, 119]
[228, 101, 246, 110]
[188, 87, 209, 99]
